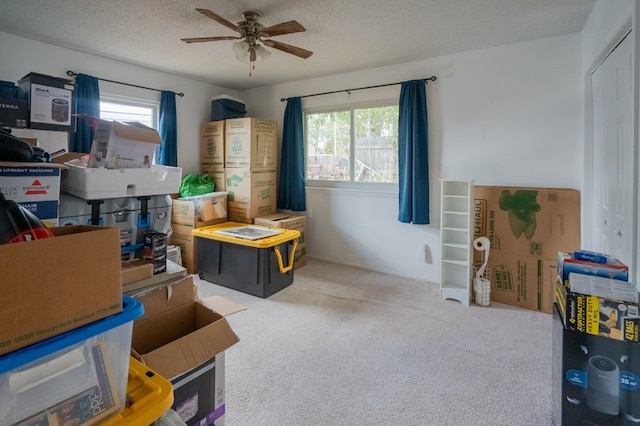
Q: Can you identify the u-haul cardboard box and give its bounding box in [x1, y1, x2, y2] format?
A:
[474, 186, 581, 258]
[201, 120, 225, 168]
[474, 186, 581, 313]
[254, 213, 307, 269]
[225, 167, 276, 222]
[201, 165, 226, 192]
[80, 115, 161, 169]
[225, 118, 277, 168]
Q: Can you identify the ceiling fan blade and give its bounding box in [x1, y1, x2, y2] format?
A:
[262, 20, 306, 37]
[196, 8, 240, 32]
[263, 39, 313, 59]
[181, 36, 241, 43]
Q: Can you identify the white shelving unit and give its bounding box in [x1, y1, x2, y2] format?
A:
[439, 179, 474, 306]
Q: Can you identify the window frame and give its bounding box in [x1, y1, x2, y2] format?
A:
[99, 93, 160, 129]
[304, 99, 400, 192]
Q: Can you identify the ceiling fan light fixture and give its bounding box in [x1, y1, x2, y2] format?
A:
[253, 44, 271, 63]
[232, 41, 250, 63]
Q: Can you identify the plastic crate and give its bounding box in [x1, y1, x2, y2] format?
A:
[62, 163, 183, 200]
[193, 222, 300, 298]
[0, 296, 143, 426]
[210, 95, 246, 121]
[102, 357, 174, 425]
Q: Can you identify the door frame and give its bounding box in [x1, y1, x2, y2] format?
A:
[583, 16, 638, 285]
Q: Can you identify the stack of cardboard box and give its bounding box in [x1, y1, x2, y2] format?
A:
[200, 117, 278, 224]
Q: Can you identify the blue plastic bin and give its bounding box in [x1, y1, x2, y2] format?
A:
[210, 95, 246, 121]
[0, 296, 144, 426]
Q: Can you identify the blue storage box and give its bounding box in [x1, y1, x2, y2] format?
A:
[210, 95, 246, 121]
[0, 81, 19, 99]
[0, 296, 143, 426]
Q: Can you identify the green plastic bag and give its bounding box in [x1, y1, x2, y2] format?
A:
[179, 173, 215, 198]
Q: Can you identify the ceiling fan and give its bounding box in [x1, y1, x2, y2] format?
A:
[181, 9, 313, 75]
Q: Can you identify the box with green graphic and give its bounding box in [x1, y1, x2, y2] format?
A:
[224, 118, 278, 168]
[473, 186, 580, 258]
[225, 167, 276, 222]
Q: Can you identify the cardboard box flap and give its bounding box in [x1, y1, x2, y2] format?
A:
[200, 295, 247, 317]
[256, 212, 293, 221]
[139, 313, 239, 380]
[113, 121, 161, 145]
[50, 151, 86, 164]
[135, 276, 197, 318]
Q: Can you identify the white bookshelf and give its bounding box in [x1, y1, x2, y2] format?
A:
[439, 179, 474, 306]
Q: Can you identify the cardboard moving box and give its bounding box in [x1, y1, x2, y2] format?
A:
[225, 167, 277, 222]
[225, 118, 277, 168]
[254, 212, 307, 269]
[80, 115, 161, 169]
[0, 225, 123, 355]
[131, 275, 242, 381]
[201, 120, 225, 168]
[474, 186, 581, 313]
[474, 186, 581, 258]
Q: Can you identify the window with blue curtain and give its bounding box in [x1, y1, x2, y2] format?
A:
[70, 73, 100, 153]
[158, 90, 177, 166]
[397, 79, 430, 224]
[278, 97, 306, 211]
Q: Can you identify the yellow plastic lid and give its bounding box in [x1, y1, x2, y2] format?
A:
[193, 221, 300, 248]
[102, 357, 174, 425]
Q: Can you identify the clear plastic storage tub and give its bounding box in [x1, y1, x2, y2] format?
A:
[0, 296, 144, 426]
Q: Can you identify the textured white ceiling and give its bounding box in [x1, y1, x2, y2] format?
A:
[0, 0, 595, 90]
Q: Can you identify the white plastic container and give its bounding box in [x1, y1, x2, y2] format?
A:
[0, 296, 143, 426]
[62, 163, 182, 200]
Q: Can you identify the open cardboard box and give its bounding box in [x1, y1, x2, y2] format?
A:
[75, 114, 161, 169]
[131, 275, 243, 380]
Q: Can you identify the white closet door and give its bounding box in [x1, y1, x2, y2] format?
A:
[591, 31, 634, 267]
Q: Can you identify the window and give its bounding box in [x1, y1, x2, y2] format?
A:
[99, 95, 158, 129]
[305, 102, 399, 189]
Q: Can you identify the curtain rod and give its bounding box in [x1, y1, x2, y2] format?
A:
[280, 76, 436, 102]
[66, 71, 185, 97]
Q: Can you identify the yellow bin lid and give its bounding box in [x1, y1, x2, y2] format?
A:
[102, 357, 174, 425]
[192, 221, 300, 248]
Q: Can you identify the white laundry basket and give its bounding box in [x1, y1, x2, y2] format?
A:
[473, 265, 491, 307]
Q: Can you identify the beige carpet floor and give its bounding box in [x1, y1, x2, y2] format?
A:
[194, 258, 553, 426]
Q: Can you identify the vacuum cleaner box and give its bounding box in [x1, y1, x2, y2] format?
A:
[0, 225, 123, 355]
[0, 161, 65, 227]
[553, 302, 640, 425]
[131, 275, 242, 381]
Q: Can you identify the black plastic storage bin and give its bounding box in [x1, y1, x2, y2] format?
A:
[194, 223, 300, 298]
[210, 95, 246, 121]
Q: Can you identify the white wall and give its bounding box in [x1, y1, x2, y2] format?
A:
[241, 33, 584, 283]
[0, 30, 585, 284]
[0, 31, 241, 175]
